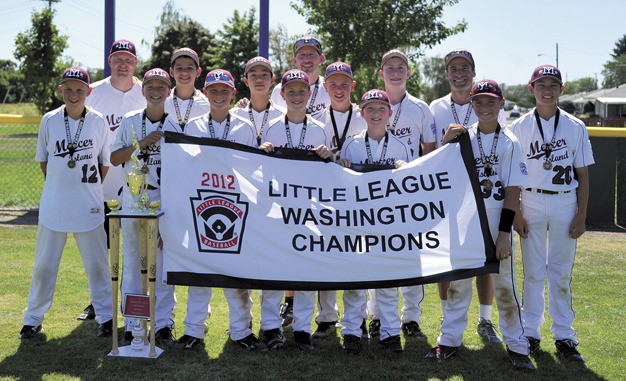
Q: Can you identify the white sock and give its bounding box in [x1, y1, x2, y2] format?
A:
[479, 304, 492, 321]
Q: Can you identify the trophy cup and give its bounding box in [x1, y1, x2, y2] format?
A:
[127, 127, 149, 213]
[106, 199, 121, 214]
[148, 200, 161, 215]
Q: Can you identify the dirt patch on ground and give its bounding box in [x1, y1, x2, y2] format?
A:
[0, 209, 38, 226]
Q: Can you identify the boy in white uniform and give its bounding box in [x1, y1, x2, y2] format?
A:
[186, 69, 264, 351]
[230, 57, 287, 350]
[79, 39, 145, 321]
[368, 49, 436, 340]
[337, 89, 409, 354]
[110, 68, 176, 348]
[260, 69, 333, 350]
[311, 62, 368, 339]
[511, 65, 594, 362]
[426, 80, 535, 371]
[162, 48, 212, 350]
[429, 49, 506, 343]
[21, 67, 112, 339]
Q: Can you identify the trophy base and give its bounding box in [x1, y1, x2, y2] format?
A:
[108, 343, 163, 358]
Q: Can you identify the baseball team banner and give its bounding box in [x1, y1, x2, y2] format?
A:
[160, 132, 497, 290]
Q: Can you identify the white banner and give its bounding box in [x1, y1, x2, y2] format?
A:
[160, 132, 497, 290]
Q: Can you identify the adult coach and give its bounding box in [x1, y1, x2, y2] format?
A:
[430, 49, 507, 343]
[270, 36, 330, 116]
[511, 65, 594, 362]
[78, 39, 145, 321]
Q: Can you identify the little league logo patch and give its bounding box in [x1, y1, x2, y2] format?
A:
[519, 161, 528, 176]
[190, 190, 249, 254]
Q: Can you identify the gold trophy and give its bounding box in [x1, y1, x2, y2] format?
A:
[106, 199, 121, 214]
[127, 127, 149, 213]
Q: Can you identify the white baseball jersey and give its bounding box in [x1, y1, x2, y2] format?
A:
[230, 103, 285, 145]
[271, 76, 331, 116]
[467, 124, 529, 212]
[263, 115, 328, 150]
[510, 108, 594, 192]
[86, 77, 145, 200]
[35, 106, 110, 232]
[314, 104, 368, 156]
[340, 130, 410, 166]
[164, 89, 210, 133]
[111, 109, 165, 209]
[430, 94, 507, 149]
[184, 112, 257, 147]
[387, 92, 436, 160]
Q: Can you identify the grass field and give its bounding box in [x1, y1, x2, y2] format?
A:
[0, 224, 624, 381]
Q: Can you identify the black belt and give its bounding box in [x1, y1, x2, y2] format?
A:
[525, 188, 572, 195]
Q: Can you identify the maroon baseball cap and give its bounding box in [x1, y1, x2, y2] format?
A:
[171, 47, 200, 67]
[293, 36, 323, 55]
[244, 56, 273, 76]
[445, 49, 475, 69]
[204, 69, 236, 89]
[143, 68, 171, 87]
[109, 39, 137, 58]
[529, 65, 563, 85]
[281, 69, 309, 88]
[360, 89, 391, 108]
[60, 67, 90, 85]
[381, 49, 409, 68]
[470, 79, 503, 99]
[325, 62, 353, 80]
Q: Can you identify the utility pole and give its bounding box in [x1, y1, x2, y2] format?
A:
[104, 0, 115, 77]
[259, 0, 269, 58]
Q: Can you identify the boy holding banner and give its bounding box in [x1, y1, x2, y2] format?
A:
[426, 80, 534, 370]
[337, 89, 409, 354]
[260, 69, 333, 350]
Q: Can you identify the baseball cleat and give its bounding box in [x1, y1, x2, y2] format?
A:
[312, 321, 337, 339]
[425, 345, 457, 360]
[368, 318, 381, 338]
[293, 330, 315, 351]
[77, 303, 96, 320]
[279, 302, 294, 328]
[155, 327, 175, 348]
[555, 339, 585, 362]
[477, 318, 502, 343]
[526, 336, 541, 354]
[343, 334, 362, 354]
[19, 325, 43, 339]
[175, 334, 205, 350]
[262, 328, 286, 350]
[233, 333, 269, 352]
[401, 321, 426, 339]
[507, 349, 536, 370]
[379, 335, 403, 353]
[96, 320, 113, 337]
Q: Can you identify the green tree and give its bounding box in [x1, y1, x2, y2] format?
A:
[0, 60, 25, 103]
[420, 56, 450, 103]
[563, 76, 598, 95]
[291, 0, 465, 100]
[141, 1, 215, 89]
[14, 7, 68, 114]
[269, 23, 293, 79]
[211, 8, 259, 100]
[611, 34, 626, 58]
[504, 84, 534, 109]
[601, 55, 626, 88]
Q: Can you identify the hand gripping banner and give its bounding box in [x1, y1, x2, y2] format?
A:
[161, 131, 497, 290]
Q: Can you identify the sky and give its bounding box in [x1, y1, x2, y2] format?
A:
[1, 0, 623, 87]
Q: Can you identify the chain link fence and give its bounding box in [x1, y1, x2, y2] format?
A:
[0, 121, 43, 209]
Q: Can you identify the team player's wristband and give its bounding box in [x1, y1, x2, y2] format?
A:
[498, 208, 516, 233]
